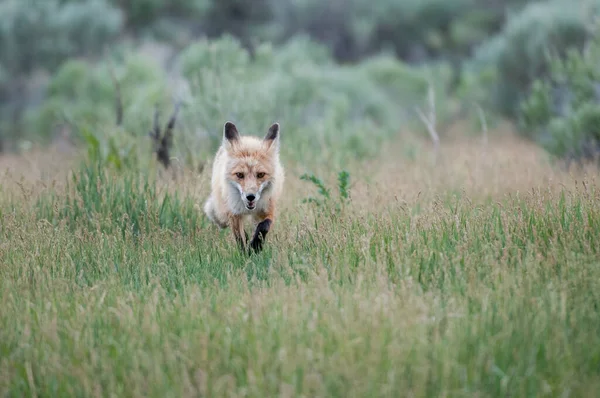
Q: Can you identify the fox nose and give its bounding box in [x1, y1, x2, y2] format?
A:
[246, 194, 256, 202]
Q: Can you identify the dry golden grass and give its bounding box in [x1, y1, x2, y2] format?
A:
[3, 123, 596, 210]
[361, 124, 596, 203]
[0, 144, 79, 205]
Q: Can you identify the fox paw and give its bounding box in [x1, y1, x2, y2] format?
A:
[249, 219, 272, 253]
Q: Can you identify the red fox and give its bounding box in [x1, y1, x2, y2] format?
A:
[203, 121, 284, 253]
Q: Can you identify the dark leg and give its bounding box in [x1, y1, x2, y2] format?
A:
[249, 218, 272, 253]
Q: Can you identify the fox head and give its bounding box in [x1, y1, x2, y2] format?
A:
[222, 121, 280, 211]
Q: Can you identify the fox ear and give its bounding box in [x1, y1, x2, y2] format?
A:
[263, 122, 280, 151]
[223, 121, 240, 147]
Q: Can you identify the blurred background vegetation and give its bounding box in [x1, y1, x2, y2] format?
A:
[1, 0, 600, 165]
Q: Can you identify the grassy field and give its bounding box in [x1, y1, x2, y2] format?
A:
[1, 122, 600, 397]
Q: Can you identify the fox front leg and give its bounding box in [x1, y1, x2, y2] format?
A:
[249, 218, 273, 253]
[250, 204, 277, 253]
[230, 215, 247, 251]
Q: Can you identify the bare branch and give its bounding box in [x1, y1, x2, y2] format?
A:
[427, 83, 436, 129]
[415, 82, 440, 159]
[148, 103, 181, 170]
[162, 101, 182, 151]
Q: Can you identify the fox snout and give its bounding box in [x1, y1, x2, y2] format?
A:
[239, 178, 268, 210]
[242, 191, 259, 210]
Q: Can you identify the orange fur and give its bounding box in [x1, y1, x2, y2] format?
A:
[204, 122, 284, 252]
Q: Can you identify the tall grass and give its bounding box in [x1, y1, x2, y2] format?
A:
[35, 159, 201, 238]
[1, 134, 600, 396]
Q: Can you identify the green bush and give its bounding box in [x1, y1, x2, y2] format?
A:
[266, 0, 530, 64]
[178, 35, 444, 166]
[0, 0, 123, 75]
[472, 1, 591, 117]
[0, 0, 124, 148]
[520, 33, 600, 162]
[0, 0, 554, 151]
[27, 53, 170, 143]
[268, 0, 471, 61]
[27, 35, 447, 168]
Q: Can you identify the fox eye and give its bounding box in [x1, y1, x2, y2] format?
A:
[256, 172, 266, 179]
[235, 172, 244, 179]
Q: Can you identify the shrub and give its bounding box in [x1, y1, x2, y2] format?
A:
[266, 0, 529, 64]
[178, 35, 444, 166]
[267, 0, 468, 62]
[520, 32, 600, 162]
[0, 0, 123, 75]
[27, 53, 170, 143]
[0, 0, 123, 148]
[472, 1, 591, 117]
[25, 35, 451, 168]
